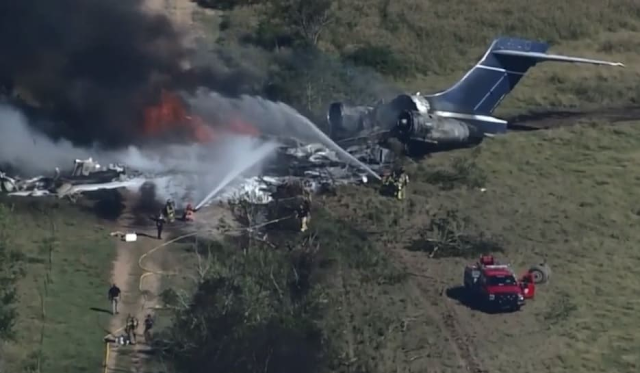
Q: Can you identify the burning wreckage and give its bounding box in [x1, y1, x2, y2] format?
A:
[0, 142, 392, 206]
[0, 158, 136, 200]
[0, 93, 390, 207]
[0, 36, 625, 207]
[0, 93, 391, 206]
[228, 36, 625, 201]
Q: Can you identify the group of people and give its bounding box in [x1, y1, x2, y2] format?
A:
[107, 200, 199, 348]
[123, 313, 154, 345]
[381, 166, 410, 200]
[108, 283, 155, 346]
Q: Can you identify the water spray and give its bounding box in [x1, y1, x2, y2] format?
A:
[191, 91, 381, 180]
[288, 110, 381, 180]
[194, 140, 280, 210]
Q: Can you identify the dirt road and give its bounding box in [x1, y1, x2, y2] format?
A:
[104, 193, 165, 373]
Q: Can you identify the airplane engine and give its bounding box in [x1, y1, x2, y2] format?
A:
[394, 110, 482, 145]
[327, 102, 376, 138]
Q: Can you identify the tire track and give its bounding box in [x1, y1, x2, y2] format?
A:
[394, 250, 486, 372]
[440, 296, 486, 373]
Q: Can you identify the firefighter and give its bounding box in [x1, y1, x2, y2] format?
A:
[297, 198, 311, 232]
[380, 169, 392, 196]
[143, 314, 154, 343]
[302, 186, 312, 203]
[125, 314, 139, 344]
[385, 168, 400, 198]
[164, 199, 175, 222]
[394, 167, 409, 200]
[156, 214, 165, 240]
[183, 203, 195, 222]
[108, 284, 121, 315]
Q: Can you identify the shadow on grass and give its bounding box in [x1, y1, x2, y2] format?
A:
[446, 286, 522, 315]
[83, 189, 125, 221]
[445, 286, 485, 312]
[133, 231, 158, 240]
[89, 307, 112, 315]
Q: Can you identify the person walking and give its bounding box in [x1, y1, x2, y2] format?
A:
[156, 214, 165, 240]
[143, 314, 154, 343]
[108, 284, 121, 315]
[125, 314, 139, 344]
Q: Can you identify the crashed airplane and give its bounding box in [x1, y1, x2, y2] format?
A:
[0, 37, 626, 207]
[327, 37, 624, 154]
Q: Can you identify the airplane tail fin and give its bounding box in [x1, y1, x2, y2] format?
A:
[427, 37, 624, 117]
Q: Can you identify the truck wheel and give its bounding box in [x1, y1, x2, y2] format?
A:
[529, 263, 551, 284]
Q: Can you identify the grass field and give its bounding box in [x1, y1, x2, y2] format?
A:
[0, 198, 116, 373]
[313, 119, 640, 373]
[3, 1, 640, 372]
[6, 120, 640, 373]
[200, 0, 640, 118]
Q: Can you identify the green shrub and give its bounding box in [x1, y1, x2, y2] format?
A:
[344, 45, 409, 78]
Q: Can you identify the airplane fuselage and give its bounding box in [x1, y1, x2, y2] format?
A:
[327, 36, 624, 154]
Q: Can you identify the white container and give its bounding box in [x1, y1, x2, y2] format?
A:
[124, 233, 137, 242]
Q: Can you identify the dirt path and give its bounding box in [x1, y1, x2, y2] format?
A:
[104, 195, 165, 373]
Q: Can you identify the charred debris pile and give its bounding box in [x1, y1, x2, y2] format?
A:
[0, 138, 397, 206]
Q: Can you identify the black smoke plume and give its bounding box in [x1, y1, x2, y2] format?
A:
[0, 0, 256, 147]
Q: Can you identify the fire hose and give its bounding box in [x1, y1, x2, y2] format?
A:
[102, 214, 297, 372]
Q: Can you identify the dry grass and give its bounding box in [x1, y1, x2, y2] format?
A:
[316, 120, 640, 373]
[210, 0, 640, 115]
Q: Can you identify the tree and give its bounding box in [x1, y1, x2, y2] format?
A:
[156, 238, 325, 373]
[265, 0, 336, 47]
[0, 204, 25, 341]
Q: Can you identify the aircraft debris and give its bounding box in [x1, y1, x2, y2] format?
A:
[1, 138, 386, 208]
[1, 157, 141, 199]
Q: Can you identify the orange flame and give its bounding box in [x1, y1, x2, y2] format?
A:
[142, 90, 260, 143]
[229, 117, 260, 137]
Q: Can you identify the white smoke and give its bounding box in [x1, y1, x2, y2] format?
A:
[0, 103, 279, 206]
[0, 104, 94, 174]
[188, 89, 381, 180]
[188, 89, 324, 143]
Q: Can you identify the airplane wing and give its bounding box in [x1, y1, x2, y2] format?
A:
[66, 178, 146, 194]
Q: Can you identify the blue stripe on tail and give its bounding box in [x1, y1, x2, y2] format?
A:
[427, 37, 549, 116]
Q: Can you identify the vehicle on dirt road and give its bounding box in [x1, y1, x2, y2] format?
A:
[463, 255, 550, 313]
